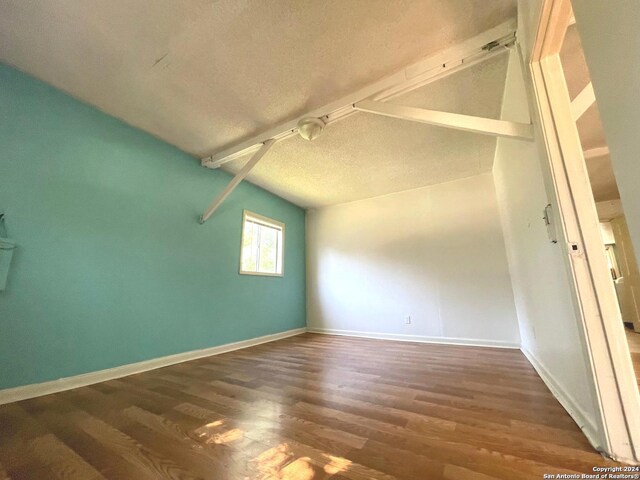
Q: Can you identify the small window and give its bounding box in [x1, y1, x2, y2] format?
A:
[240, 210, 284, 276]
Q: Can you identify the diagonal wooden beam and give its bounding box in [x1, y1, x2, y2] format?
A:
[571, 82, 595, 121]
[200, 19, 517, 169]
[199, 140, 275, 224]
[583, 146, 609, 159]
[353, 100, 534, 141]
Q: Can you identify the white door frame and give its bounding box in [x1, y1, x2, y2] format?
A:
[529, 0, 640, 463]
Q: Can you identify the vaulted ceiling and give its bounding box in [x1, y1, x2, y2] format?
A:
[224, 55, 509, 207]
[0, 0, 516, 207]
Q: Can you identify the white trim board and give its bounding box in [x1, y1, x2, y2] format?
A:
[354, 99, 534, 141]
[307, 328, 520, 349]
[520, 347, 602, 453]
[201, 20, 517, 168]
[0, 327, 306, 406]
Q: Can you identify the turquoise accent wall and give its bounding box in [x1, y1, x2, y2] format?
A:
[0, 64, 306, 390]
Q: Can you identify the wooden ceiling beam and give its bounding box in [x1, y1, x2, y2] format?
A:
[354, 100, 534, 141]
[200, 19, 517, 169]
[199, 140, 275, 224]
[571, 82, 595, 121]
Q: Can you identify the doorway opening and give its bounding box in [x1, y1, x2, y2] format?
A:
[558, 12, 640, 390]
[530, 0, 640, 464]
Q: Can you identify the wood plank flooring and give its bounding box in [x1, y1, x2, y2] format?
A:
[626, 327, 640, 390]
[0, 333, 622, 479]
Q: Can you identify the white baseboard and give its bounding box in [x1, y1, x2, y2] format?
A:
[0, 327, 307, 405]
[307, 327, 520, 349]
[520, 347, 601, 451]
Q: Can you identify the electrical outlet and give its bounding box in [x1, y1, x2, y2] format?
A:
[404, 315, 411, 325]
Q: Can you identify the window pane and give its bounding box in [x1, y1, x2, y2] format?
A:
[240, 212, 284, 276]
[258, 224, 278, 273]
[241, 220, 258, 272]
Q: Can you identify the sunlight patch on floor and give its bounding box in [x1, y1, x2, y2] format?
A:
[253, 443, 294, 477]
[251, 442, 352, 479]
[193, 418, 225, 439]
[322, 453, 352, 474]
[278, 457, 315, 480]
[209, 427, 244, 444]
[192, 419, 244, 444]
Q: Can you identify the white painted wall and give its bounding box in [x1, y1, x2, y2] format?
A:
[306, 173, 520, 348]
[517, 0, 543, 63]
[571, 0, 640, 272]
[492, 49, 600, 438]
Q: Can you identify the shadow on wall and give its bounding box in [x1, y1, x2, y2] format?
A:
[306, 173, 519, 343]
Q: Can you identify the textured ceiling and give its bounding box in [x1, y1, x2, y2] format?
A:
[596, 200, 624, 222]
[561, 24, 590, 100]
[560, 24, 618, 202]
[0, 0, 516, 207]
[560, 25, 607, 151]
[585, 153, 620, 202]
[224, 54, 509, 207]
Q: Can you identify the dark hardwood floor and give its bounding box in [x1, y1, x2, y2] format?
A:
[0, 333, 620, 479]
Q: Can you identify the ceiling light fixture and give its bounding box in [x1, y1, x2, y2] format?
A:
[297, 117, 325, 141]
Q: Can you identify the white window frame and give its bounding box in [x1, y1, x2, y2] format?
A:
[239, 210, 285, 277]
